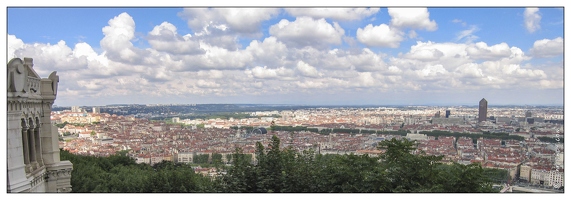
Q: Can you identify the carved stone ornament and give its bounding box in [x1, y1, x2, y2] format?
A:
[35, 117, 41, 128]
[48, 71, 58, 95]
[7, 58, 27, 93]
[21, 118, 29, 129]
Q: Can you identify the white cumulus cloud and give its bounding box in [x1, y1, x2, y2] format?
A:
[388, 8, 437, 31]
[284, 8, 380, 21]
[356, 24, 403, 48]
[415, 64, 448, 79]
[356, 72, 375, 87]
[500, 64, 546, 79]
[147, 22, 204, 55]
[7, 35, 25, 59]
[401, 41, 469, 67]
[524, 8, 541, 33]
[180, 43, 254, 71]
[466, 42, 512, 60]
[296, 80, 327, 89]
[7, 9, 563, 106]
[529, 37, 563, 58]
[296, 61, 321, 77]
[179, 8, 279, 34]
[196, 79, 221, 88]
[100, 12, 150, 65]
[245, 37, 289, 67]
[269, 17, 345, 49]
[246, 66, 295, 80]
[454, 63, 484, 78]
[197, 70, 225, 79]
[403, 48, 445, 61]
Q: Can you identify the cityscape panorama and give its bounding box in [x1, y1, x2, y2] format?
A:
[6, 7, 564, 194]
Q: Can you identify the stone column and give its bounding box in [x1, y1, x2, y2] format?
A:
[21, 118, 31, 173]
[34, 117, 44, 167]
[28, 118, 38, 170]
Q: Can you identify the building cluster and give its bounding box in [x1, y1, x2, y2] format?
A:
[55, 101, 564, 187]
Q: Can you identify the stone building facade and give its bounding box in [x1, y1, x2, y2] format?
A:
[530, 168, 564, 187]
[7, 57, 73, 192]
[519, 165, 532, 182]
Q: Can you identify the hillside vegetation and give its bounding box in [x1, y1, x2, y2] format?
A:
[61, 137, 506, 193]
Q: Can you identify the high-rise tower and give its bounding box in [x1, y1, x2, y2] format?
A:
[478, 98, 487, 122]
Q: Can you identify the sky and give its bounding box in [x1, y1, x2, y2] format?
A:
[5, 5, 565, 106]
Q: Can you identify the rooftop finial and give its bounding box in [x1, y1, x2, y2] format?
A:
[24, 57, 34, 68]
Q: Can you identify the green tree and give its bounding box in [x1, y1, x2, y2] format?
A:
[61, 136, 501, 193]
[217, 148, 258, 192]
[193, 154, 209, 164]
[61, 149, 212, 193]
[212, 153, 223, 166]
[376, 138, 496, 192]
[55, 121, 69, 128]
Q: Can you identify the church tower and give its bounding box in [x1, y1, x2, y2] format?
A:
[7, 57, 73, 192]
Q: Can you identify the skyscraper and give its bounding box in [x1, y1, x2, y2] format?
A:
[479, 98, 487, 122]
[446, 110, 451, 118]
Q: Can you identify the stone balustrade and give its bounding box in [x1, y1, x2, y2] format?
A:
[28, 76, 41, 93]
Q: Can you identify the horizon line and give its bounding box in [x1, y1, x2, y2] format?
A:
[53, 103, 564, 107]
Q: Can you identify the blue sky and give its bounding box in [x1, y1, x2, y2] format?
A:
[6, 7, 565, 106]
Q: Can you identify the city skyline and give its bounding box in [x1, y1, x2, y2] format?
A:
[6, 6, 564, 106]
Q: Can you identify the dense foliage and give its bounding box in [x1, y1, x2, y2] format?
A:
[537, 136, 564, 143]
[55, 121, 91, 128]
[218, 136, 501, 192]
[60, 150, 214, 192]
[62, 137, 501, 193]
[421, 130, 525, 141]
[192, 154, 210, 164]
[270, 125, 319, 133]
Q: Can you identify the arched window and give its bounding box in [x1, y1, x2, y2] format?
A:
[20, 116, 44, 173]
